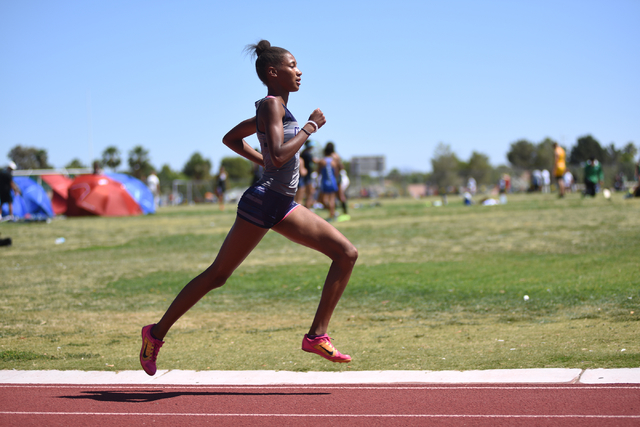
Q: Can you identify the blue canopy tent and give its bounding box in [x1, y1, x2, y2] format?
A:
[105, 173, 155, 214]
[1, 177, 54, 220]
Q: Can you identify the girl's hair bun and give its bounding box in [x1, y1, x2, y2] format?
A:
[255, 40, 271, 57]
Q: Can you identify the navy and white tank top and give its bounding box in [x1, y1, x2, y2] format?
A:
[255, 96, 300, 197]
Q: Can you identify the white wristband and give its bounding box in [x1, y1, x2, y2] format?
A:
[305, 120, 318, 133]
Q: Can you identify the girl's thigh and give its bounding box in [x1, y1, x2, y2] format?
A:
[272, 206, 352, 259]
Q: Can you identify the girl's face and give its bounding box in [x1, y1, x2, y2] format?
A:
[274, 53, 302, 92]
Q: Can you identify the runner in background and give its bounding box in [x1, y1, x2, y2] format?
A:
[295, 140, 316, 207]
[318, 142, 340, 221]
[553, 142, 566, 198]
[215, 165, 227, 211]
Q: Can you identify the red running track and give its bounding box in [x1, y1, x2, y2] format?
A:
[1, 383, 639, 426]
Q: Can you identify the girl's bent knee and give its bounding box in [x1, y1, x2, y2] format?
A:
[342, 244, 358, 265]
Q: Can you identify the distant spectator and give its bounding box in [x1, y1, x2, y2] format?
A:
[628, 158, 640, 198]
[531, 169, 542, 192]
[216, 165, 227, 211]
[636, 159, 640, 197]
[613, 172, 625, 192]
[583, 157, 604, 197]
[498, 174, 509, 203]
[553, 142, 566, 198]
[563, 170, 574, 193]
[463, 192, 473, 205]
[338, 168, 350, 216]
[467, 176, 477, 196]
[147, 171, 160, 208]
[296, 140, 317, 207]
[541, 169, 551, 193]
[318, 142, 341, 220]
[295, 151, 308, 204]
[0, 162, 20, 221]
[92, 161, 103, 175]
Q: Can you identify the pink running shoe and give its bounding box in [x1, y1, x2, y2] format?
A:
[302, 334, 351, 363]
[140, 324, 164, 375]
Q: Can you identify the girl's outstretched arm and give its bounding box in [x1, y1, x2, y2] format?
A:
[222, 117, 264, 166]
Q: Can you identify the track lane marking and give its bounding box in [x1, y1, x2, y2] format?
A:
[1, 411, 639, 419]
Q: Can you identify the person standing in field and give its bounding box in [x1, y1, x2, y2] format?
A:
[215, 165, 227, 211]
[338, 167, 350, 217]
[317, 142, 341, 220]
[583, 156, 604, 197]
[146, 170, 160, 209]
[553, 142, 566, 198]
[327, 142, 348, 218]
[139, 40, 357, 375]
[0, 162, 20, 221]
[295, 139, 316, 207]
[563, 170, 574, 193]
[467, 176, 476, 196]
[92, 161, 103, 175]
[541, 169, 551, 193]
[634, 157, 640, 197]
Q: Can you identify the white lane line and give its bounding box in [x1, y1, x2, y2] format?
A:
[1, 412, 639, 419]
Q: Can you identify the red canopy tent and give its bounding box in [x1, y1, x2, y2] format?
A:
[67, 175, 143, 217]
[41, 174, 73, 215]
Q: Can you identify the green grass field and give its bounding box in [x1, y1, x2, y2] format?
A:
[1, 192, 638, 372]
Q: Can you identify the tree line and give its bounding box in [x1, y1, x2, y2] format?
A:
[6, 144, 252, 193]
[7, 134, 638, 195]
[386, 135, 637, 193]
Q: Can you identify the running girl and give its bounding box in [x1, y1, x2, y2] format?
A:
[318, 142, 343, 220]
[140, 40, 358, 375]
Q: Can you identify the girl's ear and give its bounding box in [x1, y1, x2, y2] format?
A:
[267, 66, 277, 78]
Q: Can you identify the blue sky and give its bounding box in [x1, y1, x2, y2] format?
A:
[2, 0, 639, 173]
